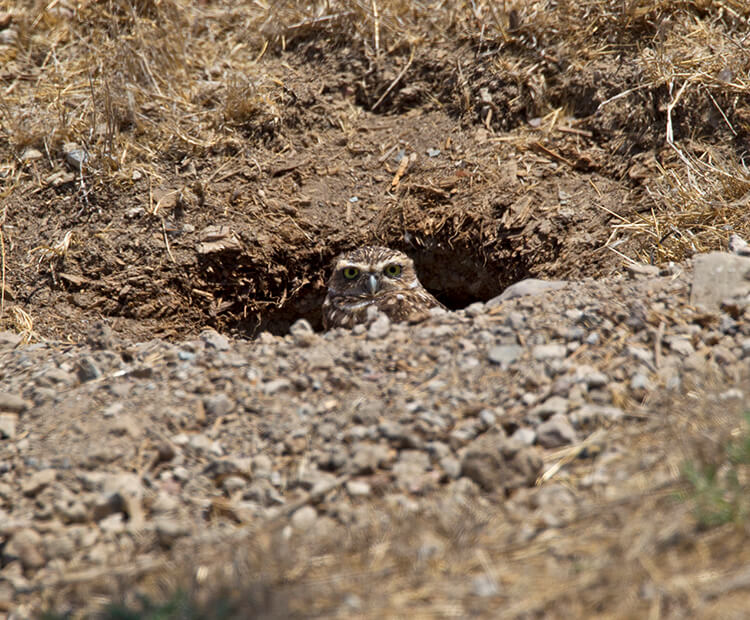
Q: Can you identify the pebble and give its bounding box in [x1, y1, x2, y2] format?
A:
[345, 480, 372, 496]
[291, 505, 317, 531]
[532, 344, 567, 360]
[530, 396, 568, 420]
[0, 392, 28, 413]
[263, 379, 292, 395]
[368, 314, 391, 339]
[0, 413, 17, 438]
[3, 529, 45, 570]
[461, 434, 542, 493]
[492, 278, 567, 302]
[21, 148, 43, 162]
[511, 427, 536, 446]
[22, 469, 56, 497]
[63, 142, 88, 170]
[203, 393, 233, 417]
[156, 519, 190, 548]
[569, 405, 624, 427]
[76, 356, 102, 382]
[487, 344, 522, 366]
[536, 414, 577, 448]
[200, 329, 230, 351]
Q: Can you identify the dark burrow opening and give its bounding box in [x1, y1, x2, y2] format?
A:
[215, 241, 536, 338]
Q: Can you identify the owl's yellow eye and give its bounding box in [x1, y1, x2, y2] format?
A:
[384, 264, 402, 277]
[342, 267, 359, 279]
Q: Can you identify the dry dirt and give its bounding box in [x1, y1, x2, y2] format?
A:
[1, 1, 750, 618]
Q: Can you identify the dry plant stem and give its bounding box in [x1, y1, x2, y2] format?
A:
[372, 47, 415, 111]
[0, 203, 6, 322]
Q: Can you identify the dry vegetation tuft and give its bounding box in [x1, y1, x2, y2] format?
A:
[1, 0, 748, 276]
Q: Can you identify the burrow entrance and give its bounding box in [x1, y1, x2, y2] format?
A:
[197, 233, 542, 338]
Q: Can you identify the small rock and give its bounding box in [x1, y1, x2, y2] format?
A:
[203, 393, 233, 417]
[487, 344, 522, 366]
[151, 492, 180, 515]
[0, 413, 18, 439]
[156, 519, 190, 548]
[728, 233, 750, 256]
[439, 456, 462, 479]
[0, 331, 22, 349]
[368, 314, 391, 339]
[22, 469, 56, 497]
[200, 329, 230, 351]
[461, 434, 542, 492]
[511, 427, 536, 446]
[488, 279, 567, 304]
[464, 302, 486, 317]
[291, 505, 317, 531]
[306, 348, 335, 370]
[581, 370, 609, 389]
[472, 575, 500, 598]
[222, 475, 248, 495]
[76, 356, 102, 382]
[569, 405, 624, 427]
[98, 513, 125, 534]
[585, 332, 600, 345]
[0, 392, 28, 414]
[346, 479, 371, 496]
[21, 148, 43, 162]
[530, 396, 568, 420]
[532, 344, 567, 361]
[666, 336, 694, 356]
[536, 414, 577, 448]
[63, 142, 88, 170]
[691, 252, 750, 312]
[630, 373, 652, 392]
[350, 443, 390, 474]
[3, 529, 45, 570]
[263, 379, 291, 395]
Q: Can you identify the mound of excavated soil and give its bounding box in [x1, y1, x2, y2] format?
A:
[3, 258, 750, 617]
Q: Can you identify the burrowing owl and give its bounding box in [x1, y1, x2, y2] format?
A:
[322, 246, 445, 329]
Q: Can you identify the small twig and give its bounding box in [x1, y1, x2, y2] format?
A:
[655, 321, 665, 369]
[372, 0, 380, 55]
[556, 125, 593, 138]
[666, 79, 693, 168]
[286, 11, 353, 31]
[596, 84, 650, 112]
[0, 204, 6, 322]
[372, 47, 415, 112]
[162, 218, 176, 263]
[531, 142, 576, 168]
[705, 86, 737, 136]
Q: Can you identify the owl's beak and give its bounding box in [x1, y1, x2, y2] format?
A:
[367, 274, 380, 294]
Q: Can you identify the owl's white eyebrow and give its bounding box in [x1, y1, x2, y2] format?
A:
[372, 260, 405, 271]
[335, 261, 372, 272]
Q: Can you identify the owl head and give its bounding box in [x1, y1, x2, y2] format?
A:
[326, 246, 420, 299]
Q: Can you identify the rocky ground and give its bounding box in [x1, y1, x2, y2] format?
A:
[2, 250, 750, 618]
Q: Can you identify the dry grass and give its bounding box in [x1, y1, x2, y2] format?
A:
[2, 1, 748, 271]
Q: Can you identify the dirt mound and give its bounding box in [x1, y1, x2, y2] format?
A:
[1, 1, 749, 341]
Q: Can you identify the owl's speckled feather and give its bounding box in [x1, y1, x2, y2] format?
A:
[322, 246, 445, 329]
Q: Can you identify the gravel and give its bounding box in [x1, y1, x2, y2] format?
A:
[3, 252, 750, 614]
